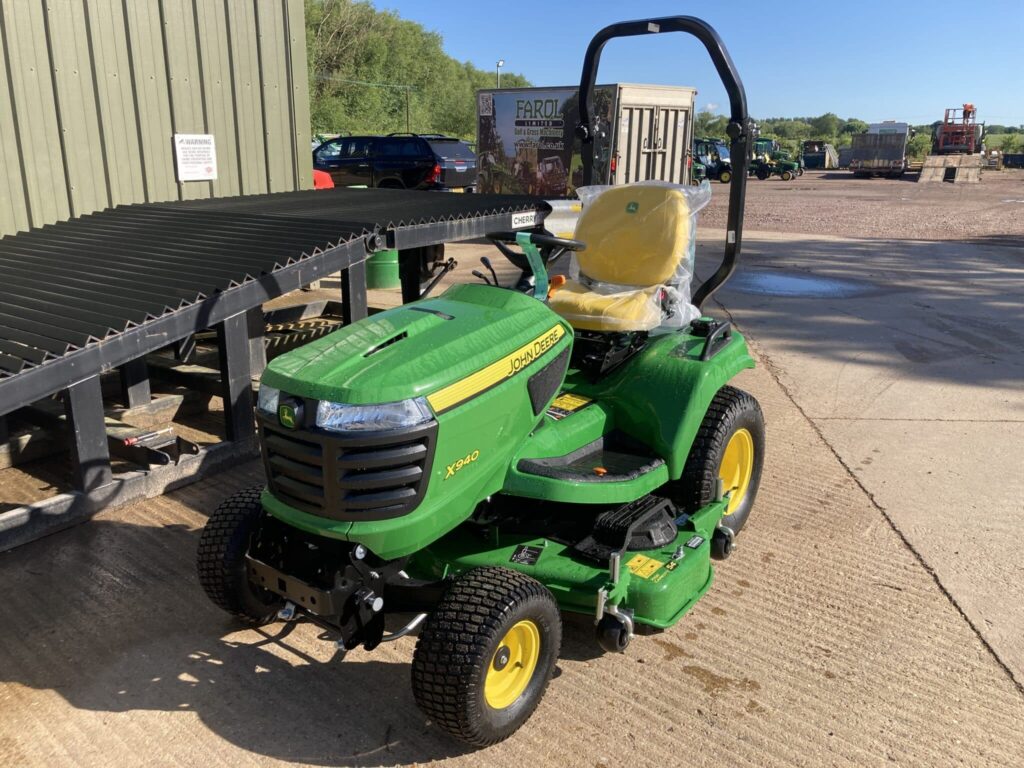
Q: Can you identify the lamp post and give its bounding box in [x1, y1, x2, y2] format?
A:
[496, 59, 504, 88]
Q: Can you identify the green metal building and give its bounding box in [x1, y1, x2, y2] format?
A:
[0, 0, 312, 238]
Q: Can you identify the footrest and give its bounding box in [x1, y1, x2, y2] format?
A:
[517, 436, 664, 483]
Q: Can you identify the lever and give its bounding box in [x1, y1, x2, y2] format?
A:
[481, 256, 501, 287]
[419, 258, 457, 299]
[472, 269, 492, 286]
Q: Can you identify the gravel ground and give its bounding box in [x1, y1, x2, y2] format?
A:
[700, 168, 1024, 243]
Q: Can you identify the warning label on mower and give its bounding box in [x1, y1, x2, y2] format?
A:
[546, 393, 592, 421]
[626, 554, 665, 579]
[510, 545, 543, 566]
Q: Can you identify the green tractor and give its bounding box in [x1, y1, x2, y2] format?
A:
[197, 16, 764, 747]
[749, 138, 801, 180]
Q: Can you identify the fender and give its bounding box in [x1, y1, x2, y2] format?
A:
[573, 329, 755, 479]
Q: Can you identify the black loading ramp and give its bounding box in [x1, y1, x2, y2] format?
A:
[0, 188, 548, 549]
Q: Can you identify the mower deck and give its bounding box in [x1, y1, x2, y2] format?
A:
[410, 497, 727, 629]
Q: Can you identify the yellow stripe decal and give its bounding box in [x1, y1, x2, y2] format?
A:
[427, 325, 565, 413]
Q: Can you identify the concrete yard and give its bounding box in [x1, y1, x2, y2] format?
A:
[2, 172, 1023, 766]
[708, 230, 1024, 687]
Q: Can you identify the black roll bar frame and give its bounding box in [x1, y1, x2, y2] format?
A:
[575, 16, 757, 309]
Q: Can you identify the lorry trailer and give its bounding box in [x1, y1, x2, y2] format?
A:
[476, 83, 696, 197]
[849, 121, 910, 177]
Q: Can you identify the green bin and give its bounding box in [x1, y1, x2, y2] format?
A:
[366, 249, 400, 289]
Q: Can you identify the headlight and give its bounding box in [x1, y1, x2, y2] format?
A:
[257, 384, 280, 415]
[315, 397, 433, 433]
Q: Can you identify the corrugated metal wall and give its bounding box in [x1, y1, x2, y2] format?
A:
[0, 0, 312, 238]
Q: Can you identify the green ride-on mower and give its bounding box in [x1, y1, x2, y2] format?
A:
[197, 16, 764, 747]
[750, 138, 800, 180]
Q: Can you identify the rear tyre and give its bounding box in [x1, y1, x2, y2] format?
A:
[197, 487, 283, 625]
[671, 386, 765, 535]
[412, 567, 561, 746]
[756, 167, 769, 180]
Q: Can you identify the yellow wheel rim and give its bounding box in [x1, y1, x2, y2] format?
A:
[484, 620, 541, 710]
[719, 428, 754, 516]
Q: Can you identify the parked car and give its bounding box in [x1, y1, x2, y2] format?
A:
[312, 133, 476, 192]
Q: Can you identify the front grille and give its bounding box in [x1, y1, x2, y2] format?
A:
[260, 412, 437, 521]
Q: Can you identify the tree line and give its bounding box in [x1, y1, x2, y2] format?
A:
[306, 0, 529, 139]
[697, 111, 1023, 159]
[305, 2, 1022, 156]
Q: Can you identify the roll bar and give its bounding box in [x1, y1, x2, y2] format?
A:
[576, 16, 757, 309]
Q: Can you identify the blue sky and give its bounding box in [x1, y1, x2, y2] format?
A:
[381, 0, 1024, 125]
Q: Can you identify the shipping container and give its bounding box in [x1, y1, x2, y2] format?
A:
[475, 84, 696, 197]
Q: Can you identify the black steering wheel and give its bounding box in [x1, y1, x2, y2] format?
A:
[486, 230, 586, 273]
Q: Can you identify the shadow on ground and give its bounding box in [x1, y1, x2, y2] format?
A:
[0, 473, 608, 766]
[695, 233, 1024, 393]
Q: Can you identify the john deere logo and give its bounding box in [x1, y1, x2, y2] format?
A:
[278, 403, 297, 429]
[626, 201, 639, 214]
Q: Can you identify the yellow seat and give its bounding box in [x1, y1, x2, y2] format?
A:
[548, 184, 692, 332]
[547, 282, 662, 332]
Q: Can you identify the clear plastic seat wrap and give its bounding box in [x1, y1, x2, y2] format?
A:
[548, 181, 711, 332]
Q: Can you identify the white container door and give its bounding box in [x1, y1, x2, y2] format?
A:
[615, 104, 691, 185]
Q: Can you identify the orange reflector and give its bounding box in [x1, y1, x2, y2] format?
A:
[547, 274, 567, 298]
[593, 466, 608, 476]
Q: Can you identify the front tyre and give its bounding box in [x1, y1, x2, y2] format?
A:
[412, 567, 562, 746]
[673, 386, 765, 534]
[718, 169, 732, 183]
[196, 487, 283, 624]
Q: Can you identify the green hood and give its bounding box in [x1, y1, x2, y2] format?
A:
[262, 283, 569, 407]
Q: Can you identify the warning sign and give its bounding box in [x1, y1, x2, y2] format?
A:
[510, 544, 543, 566]
[174, 133, 218, 182]
[546, 393, 593, 421]
[626, 554, 664, 579]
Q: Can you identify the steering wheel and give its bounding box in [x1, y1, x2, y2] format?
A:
[486, 230, 586, 273]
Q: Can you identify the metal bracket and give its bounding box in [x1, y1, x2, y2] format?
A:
[595, 587, 608, 623]
[379, 612, 427, 643]
[113, 431, 200, 467]
[605, 603, 635, 639]
[364, 230, 385, 253]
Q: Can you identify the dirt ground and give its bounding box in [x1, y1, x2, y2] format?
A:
[1, 172, 1023, 766]
[702, 168, 1024, 242]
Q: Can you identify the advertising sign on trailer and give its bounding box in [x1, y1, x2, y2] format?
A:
[476, 87, 616, 197]
[477, 84, 696, 197]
